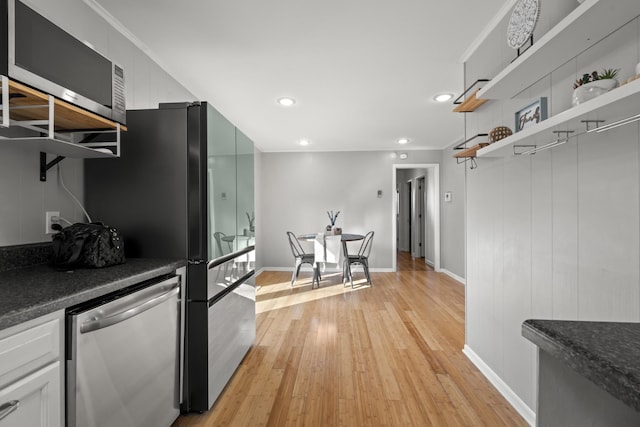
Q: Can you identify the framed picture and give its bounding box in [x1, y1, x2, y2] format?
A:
[515, 97, 547, 132]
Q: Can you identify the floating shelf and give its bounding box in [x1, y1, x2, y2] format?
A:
[478, 78, 640, 158]
[0, 76, 125, 180]
[453, 79, 490, 112]
[453, 143, 489, 158]
[478, 0, 640, 100]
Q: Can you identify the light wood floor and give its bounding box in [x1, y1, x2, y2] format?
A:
[173, 252, 527, 426]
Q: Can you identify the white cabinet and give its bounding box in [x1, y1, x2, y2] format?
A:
[0, 362, 61, 427]
[0, 312, 64, 427]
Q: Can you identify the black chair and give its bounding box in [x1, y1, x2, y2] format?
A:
[344, 231, 374, 288]
[287, 231, 319, 285]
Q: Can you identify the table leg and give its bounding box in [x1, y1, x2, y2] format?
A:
[342, 241, 352, 287]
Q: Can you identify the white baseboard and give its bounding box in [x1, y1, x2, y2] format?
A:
[463, 345, 535, 426]
[441, 269, 466, 285]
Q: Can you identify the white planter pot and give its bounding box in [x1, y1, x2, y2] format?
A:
[572, 79, 618, 106]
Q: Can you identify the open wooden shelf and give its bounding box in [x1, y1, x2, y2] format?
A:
[478, 0, 640, 100]
[453, 79, 489, 112]
[453, 90, 488, 113]
[2, 79, 126, 131]
[453, 143, 489, 159]
[0, 76, 124, 161]
[478, 78, 640, 158]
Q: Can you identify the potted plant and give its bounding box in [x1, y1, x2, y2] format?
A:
[572, 68, 619, 106]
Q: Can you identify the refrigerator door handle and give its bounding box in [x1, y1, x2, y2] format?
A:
[80, 277, 180, 334]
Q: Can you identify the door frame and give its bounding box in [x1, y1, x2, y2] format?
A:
[392, 164, 440, 272]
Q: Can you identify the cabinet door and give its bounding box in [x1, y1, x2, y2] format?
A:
[0, 362, 61, 427]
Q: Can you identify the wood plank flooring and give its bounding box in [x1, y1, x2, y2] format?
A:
[172, 252, 527, 426]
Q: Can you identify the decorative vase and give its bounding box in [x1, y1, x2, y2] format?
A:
[572, 79, 618, 106]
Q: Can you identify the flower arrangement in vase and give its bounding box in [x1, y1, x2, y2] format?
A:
[572, 68, 619, 106]
[326, 210, 340, 233]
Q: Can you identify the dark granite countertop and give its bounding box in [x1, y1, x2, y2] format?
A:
[523, 319, 640, 411]
[0, 243, 185, 330]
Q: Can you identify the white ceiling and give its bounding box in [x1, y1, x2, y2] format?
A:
[91, 0, 509, 152]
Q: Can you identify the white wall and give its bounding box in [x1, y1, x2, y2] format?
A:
[464, 3, 640, 417]
[258, 150, 443, 270]
[0, 0, 195, 246]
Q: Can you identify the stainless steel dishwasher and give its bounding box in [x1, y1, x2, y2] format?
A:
[66, 274, 182, 427]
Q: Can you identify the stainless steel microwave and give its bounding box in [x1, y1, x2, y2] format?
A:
[0, 0, 126, 125]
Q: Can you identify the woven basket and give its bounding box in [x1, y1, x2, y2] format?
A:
[489, 126, 513, 143]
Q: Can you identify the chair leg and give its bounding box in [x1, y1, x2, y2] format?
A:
[363, 260, 372, 286]
[291, 259, 302, 285]
[312, 263, 320, 289]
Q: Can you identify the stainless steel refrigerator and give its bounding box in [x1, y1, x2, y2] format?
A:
[85, 102, 256, 412]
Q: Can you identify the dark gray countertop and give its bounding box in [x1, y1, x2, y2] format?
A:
[0, 245, 185, 330]
[523, 319, 640, 411]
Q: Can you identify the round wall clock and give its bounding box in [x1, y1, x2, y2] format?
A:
[507, 0, 540, 49]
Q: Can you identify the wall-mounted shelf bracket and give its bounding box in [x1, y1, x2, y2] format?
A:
[454, 133, 488, 150]
[581, 119, 606, 132]
[40, 152, 64, 182]
[453, 80, 490, 113]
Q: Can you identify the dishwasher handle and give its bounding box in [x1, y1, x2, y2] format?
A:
[0, 400, 19, 421]
[80, 277, 180, 334]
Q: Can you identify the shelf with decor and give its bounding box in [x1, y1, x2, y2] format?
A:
[478, 0, 640, 100]
[478, 77, 640, 158]
[0, 76, 126, 180]
[453, 79, 490, 112]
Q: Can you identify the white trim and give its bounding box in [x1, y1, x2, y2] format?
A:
[441, 269, 466, 285]
[463, 345, 536, 426]
[458, 0, 518, 63]
[392, 164, 440, 273]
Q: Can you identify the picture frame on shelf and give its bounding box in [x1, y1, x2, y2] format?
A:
[515, 97, 547, 132]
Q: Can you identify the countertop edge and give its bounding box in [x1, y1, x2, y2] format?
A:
[0, 259, 186, 331]
[522, 319, 640, 411]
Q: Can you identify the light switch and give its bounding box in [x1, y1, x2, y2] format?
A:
[444, 191, 452, 202]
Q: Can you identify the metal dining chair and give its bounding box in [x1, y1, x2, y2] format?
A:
[344, 231, 374, 288]
[287, 231, 319, 285]
[213, 231, 233, 257]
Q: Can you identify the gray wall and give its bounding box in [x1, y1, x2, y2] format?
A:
[464, 2, 640, 415]
[258, 150, 444, 271]
[441, 142, 466, 279]
[0, 0, 195, 246]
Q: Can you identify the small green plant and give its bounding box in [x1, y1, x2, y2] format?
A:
[573, 68, 619, 89]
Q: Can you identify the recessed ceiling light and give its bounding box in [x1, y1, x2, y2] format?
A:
[434, 93, 454, 102]
[397, 138, 410, 145]
[298, 139, 311, 146]
[278, 97, 296, 107]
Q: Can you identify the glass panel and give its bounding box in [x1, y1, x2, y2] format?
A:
[235, 128, 255, 252]
[206, 105, 237, 259]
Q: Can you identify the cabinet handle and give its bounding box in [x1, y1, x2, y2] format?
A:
[0, 400, 19, 421]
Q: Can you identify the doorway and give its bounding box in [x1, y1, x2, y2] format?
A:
[392, 164, 440, 272]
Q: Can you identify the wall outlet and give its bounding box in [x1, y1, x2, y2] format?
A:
[45, 211, 60, 234]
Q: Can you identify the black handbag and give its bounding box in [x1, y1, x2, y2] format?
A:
[52, 222, 125, 268]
